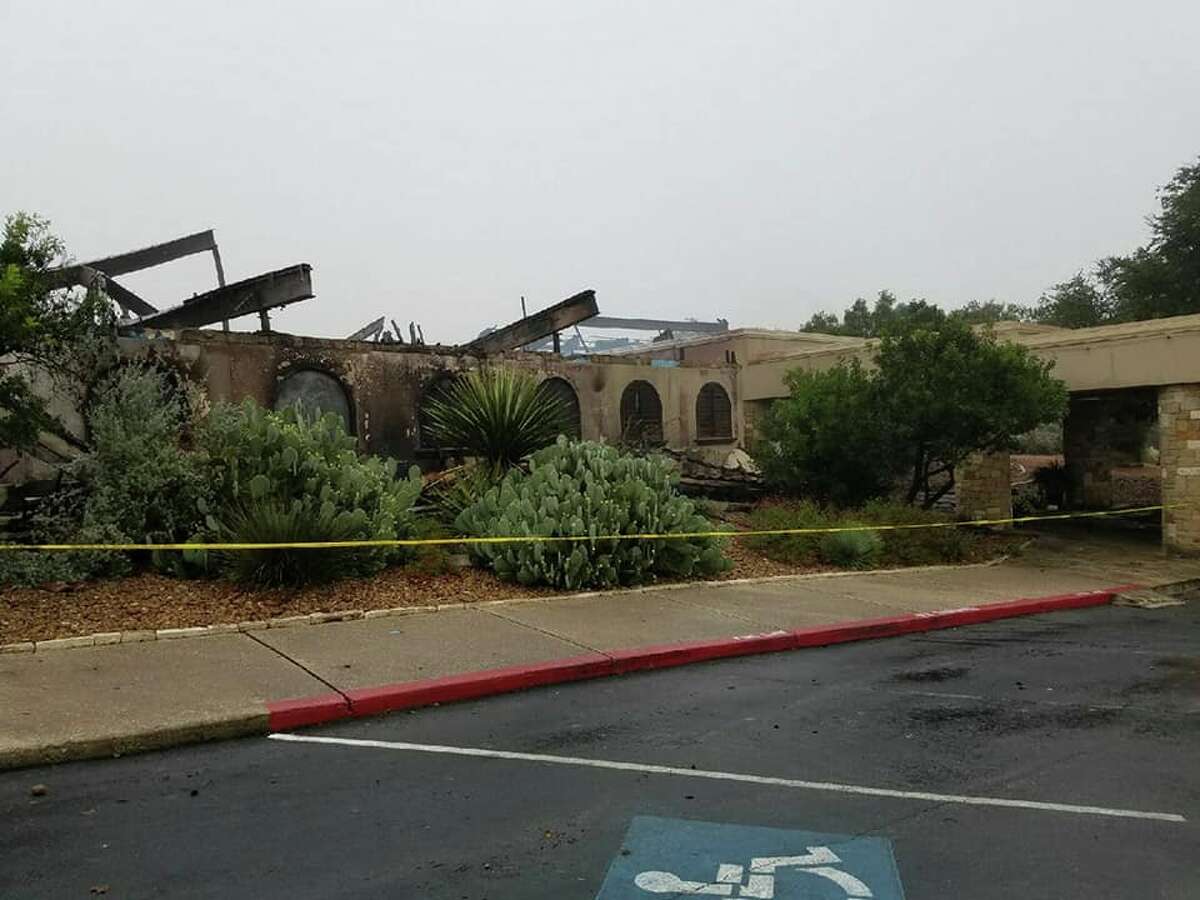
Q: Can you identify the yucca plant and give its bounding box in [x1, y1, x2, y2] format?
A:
[424, 368, 571, 470]
[819, 528, 883, 569]
[215, 499, 371, 587]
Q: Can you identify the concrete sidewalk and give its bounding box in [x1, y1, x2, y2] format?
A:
[3, 528, 1198, 769]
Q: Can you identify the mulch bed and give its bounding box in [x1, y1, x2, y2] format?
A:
[1, 540, 821, 644]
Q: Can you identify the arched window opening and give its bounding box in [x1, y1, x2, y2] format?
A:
[620, 380, 664, 445]
[540, 377, 582, 439]
[274, 369, 353, 434]
[695, 382, 733, 441]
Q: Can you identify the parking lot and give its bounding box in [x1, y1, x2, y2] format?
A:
[3, 602, 1197, 898]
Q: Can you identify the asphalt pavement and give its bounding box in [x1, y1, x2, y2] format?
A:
[2, 602, 1197, 899]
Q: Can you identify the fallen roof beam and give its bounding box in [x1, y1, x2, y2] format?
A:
[44, 265, 159, 317]
[582, 315, 728, 333]
[124, 264, 313, 331]
[101, 276, 159, 317]
[466, 290, 598, 355]
[85, 230, 218, 277]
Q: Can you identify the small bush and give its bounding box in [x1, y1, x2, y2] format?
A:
[746, 499, 981, 569]
[456, 438, 731, 589]
[859, 501, 977, 566]
[0, 549, 107, 587]
[743, 500, 828, 565]
[73, 365, 212, 545]
[1, 365, 207, 586]
[215, 499, 370, 587]
[819, 529, 883, 568]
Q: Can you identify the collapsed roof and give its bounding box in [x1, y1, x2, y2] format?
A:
[48, 229, 314, 333]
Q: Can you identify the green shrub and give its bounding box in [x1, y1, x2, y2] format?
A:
[0, 549, 107, 587]
[455, 438, 731, 589]
[73, 365, 212, 546]
[198, 399, 423, 578]
[858, 501, 977, 566]
[743, 500, 829, 565]
[746, 500, 980, 569]
[423, 368, 570, 469]
[754, 363, 900, 506]
[215, 499, 370, 587]
[426, 462, 503, 528]
[819, 528, 883, 568]
[1, 365, 208, 586]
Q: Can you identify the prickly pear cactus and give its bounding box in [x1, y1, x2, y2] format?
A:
[198, 399, 423, 571]
[455, 438, 731, 589]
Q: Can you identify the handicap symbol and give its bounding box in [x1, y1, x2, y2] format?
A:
[634, 845, 873, 898]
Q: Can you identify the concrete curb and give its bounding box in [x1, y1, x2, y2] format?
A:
[265, 584, 1136, 731]
[0, 583, 1142, 772]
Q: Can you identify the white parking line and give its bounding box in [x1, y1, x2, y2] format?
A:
[267, 733, 1187, 824]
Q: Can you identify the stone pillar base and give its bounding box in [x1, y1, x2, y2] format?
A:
[1159, 384, 1200, 554]
[956, 452, 1012, 524]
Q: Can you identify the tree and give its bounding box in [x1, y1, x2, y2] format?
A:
[0, 213, 115, 452]
[758, 314, 1067, 508]
[801, 290, 1020, 337]
[1101, 158, 1200, 322]
[1032, 274, 1110, 328]
[951, 299, 1032, 325]
[754, 361, 903, 506]
[876, 314, 1067, 507]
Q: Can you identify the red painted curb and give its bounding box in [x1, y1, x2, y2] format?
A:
[265, 585, 1134, 731]
[346, 653, 613, 717]
[267, 692, 351, 731]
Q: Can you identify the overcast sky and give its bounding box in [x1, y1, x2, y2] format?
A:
[4, 1, 1199, 342]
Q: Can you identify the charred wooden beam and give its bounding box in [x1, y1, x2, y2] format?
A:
[466, 290, 598, 355]
[582, 315, 728, 333]
[102, 276, 159, 317]
[123, 264, 313, 331]
[85, 230, 218, 277]
[45, 265, 159, 317]
[347, 316, 386, 341]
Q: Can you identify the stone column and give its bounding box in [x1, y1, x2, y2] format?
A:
[956, 451, 1012, 523]
[1159, 383, 1200, 553]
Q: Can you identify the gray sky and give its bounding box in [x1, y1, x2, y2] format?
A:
[4, 1, 1199, 342]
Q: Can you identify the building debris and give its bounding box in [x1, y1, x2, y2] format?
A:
[347, 317, 387, 341]
[466, 290, 598, 356]
[47, 228, 313, 334]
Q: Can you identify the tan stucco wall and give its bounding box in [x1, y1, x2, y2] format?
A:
[165, 331, 741, 466]
[739, 314, 1200, 401]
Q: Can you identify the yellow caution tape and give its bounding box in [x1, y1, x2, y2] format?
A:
[0, 505, 1169, 552]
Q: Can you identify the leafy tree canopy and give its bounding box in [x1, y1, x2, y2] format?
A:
[759, 312, 1067, 508]
[1100, 158, 1200, 321]
[1, 213, 116, 452]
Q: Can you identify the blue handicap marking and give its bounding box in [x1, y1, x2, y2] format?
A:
[595, 816, 904, 899]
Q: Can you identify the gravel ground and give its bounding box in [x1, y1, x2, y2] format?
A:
[0, 538, 822, 643]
